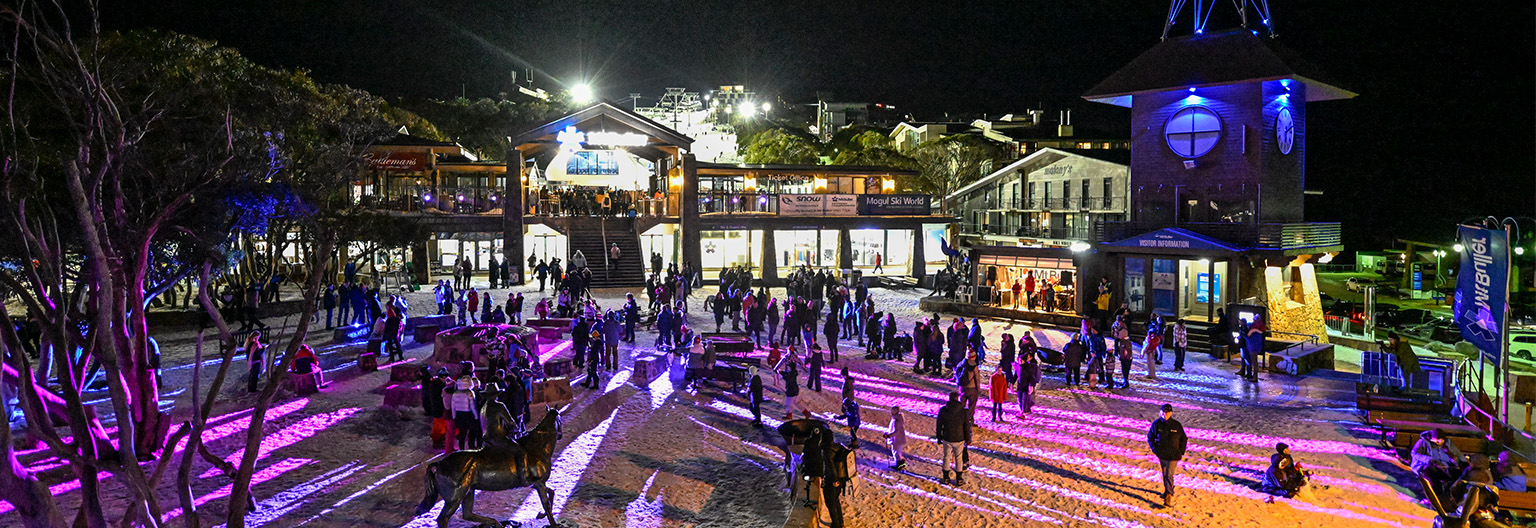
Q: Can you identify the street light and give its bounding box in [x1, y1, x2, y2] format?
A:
[571, 83, 595, 104]
[1453, 243, 1465, 253]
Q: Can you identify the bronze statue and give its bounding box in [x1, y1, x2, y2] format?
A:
[416, 405, 564, 527]
[1422, 476, 1509, 528]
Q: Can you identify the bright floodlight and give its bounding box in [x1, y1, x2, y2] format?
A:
[571, 83, 595, 104]
[1518, 246, 1527, 256]
[1068, 241, 1091, 253]
[738, 103, 755, 117]
[761, 102, 772, 112]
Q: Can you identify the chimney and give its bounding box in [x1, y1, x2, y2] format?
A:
[1058, 110, 1074, 137]
[1028, 109, 1044, 124]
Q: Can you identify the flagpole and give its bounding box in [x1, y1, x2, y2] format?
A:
[1502, 220, 1514, 427]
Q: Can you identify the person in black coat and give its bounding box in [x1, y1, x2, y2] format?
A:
[823, 315, 841, 363]
[1064, 334, 1087, 386]
[808, 348, 824, 392]
[822, 439, 853, 528]
[1148, 404, 1189, 507]
[935, 392, 971, 486]
[748, 366, 764, 427]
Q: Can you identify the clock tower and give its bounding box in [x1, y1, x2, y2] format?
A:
[1084, 28, 1354, 225]
[1079, 7, 1355, 348]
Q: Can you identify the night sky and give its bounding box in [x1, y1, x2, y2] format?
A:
[102, 1, 1534, 248]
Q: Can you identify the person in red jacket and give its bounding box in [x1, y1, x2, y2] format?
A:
[989, 368, 1010, 422]
[467, 288, 480, 324]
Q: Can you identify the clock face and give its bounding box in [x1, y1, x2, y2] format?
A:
[1276, 107, 1295, 155]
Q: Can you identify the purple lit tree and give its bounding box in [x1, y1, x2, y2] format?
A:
[0, 3, 437, 527]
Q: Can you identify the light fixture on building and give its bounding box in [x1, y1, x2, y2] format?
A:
[1069, 241, 1091, 253]
[881, 178, 895, 192]
[422, 193, 433, 202]
[1182, 160, 1197, 169]
[813, 176, 828, 191]
[744, 175, 758, 192]
[1453, 243, 1464, 253]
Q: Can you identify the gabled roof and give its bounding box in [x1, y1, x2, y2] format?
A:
[1083, 29, 1355, 107]
[945, 147, 1129, 200]
[510, 101, 694, 151]
[376, 132, 458, 147]
[1054, 148, 1131, 166]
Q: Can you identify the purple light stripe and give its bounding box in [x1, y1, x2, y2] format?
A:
[862, 472, 1007, 517]
[871, 470, 1061, 524]
[1031, 407, 1392, 461]
[604, 369, 633, 393]
[1, 399, 311, 517]
[988, 443, 1407, 526]
[162, 457, 315, 522]
[649, 373, 674, 409]
[295, 462, 419, 527]
[231, 461, 369, 528]
[510, 407, 618, 523]
[539, 340, 572, 364]
[1052, 389, 1223, 413]
[625, 470, 665, 528]
[198, 407, 361, 479]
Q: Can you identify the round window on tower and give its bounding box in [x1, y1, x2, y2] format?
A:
[1163, 106, 1222, 158]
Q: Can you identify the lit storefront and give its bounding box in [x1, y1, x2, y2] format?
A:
[969, 246, 1086, 315]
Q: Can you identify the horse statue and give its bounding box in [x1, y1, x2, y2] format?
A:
[416, 405, 564, 527]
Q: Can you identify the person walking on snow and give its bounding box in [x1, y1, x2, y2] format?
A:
[989, 366, 1009, 422]
[1018, 348, 1041, 415]
[884, 406, 908, 471]
[1148, 404, 1189, 508]
[935, 392, 971, 486]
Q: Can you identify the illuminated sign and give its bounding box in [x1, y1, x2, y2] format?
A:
[556, 126, 649, 151]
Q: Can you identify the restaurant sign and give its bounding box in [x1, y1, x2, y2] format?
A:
[364, 151, 429, 171]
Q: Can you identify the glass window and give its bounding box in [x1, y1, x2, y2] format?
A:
[701, 230, 763, 279]
[567, 151, 620, 175]
[1165, 106, 1222, 158]
[852, 229, 913, 275]
[1124, 258, 1146, 312]
[775, 230, 838, 269]
[1152, 258, 1177, 316]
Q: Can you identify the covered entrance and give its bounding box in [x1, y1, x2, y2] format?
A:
[1102, 228, 1240, 322]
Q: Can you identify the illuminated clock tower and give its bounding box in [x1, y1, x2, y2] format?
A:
[1079, 4, 1355, 346]
[1084, 26, 1354, 224]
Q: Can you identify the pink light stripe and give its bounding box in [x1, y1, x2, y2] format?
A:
[1030, 407, 1393, 461]
[162, 457, 314, 521]
[862, 472, 1008, 517]
[1, 399, 311, 517]
[175, 398, 311, 454]
[539, 340, 572, 364]
[988, 443, 1407, 526]
[1052, 389, 1223, 413]
[199, 407, 361, 479]
[295, 462, 419, 527]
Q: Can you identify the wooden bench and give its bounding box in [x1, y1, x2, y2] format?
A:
[716, 356, 761, 369]
[1358, 393, 1449, 422]
[404, 314, 455, 331]
[1365, 410, 1463, 427]
[1391, 431, 1497, 460]
[1502, 491, 1536, 518]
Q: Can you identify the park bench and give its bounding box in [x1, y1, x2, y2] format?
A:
[716, 356, 761, 369]
[1358, 391, 1450, 423]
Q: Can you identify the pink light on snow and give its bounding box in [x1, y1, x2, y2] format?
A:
[539, 340, 572, 364]
[1052, 389, 1223, 413]
[235, 461, 370, 528]
[1, 399, 312, 517]
[198, 407, 361, 479]
[861, 472, 1008, 517]
[162, 457, 314, 522]
[987, 443, 1406, 526]
[1030, 406, 1393, 461]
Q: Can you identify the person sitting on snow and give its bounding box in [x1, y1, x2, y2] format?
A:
[1260, 442, 1310, 497]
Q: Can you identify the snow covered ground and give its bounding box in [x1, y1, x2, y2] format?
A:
[3, 279, 1434, 527]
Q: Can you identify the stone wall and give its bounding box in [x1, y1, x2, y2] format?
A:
[1260, 263, 1329, 344]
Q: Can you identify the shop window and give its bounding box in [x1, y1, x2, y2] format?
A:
[1124, 258, 1146, 312]
[567, 151, 619, 175]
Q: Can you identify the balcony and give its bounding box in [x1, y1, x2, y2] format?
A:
[960, 223, 1093, 241]
[357, 189, 678, 217]
[1031, 196, 1127, 212]
[1093, 221, 1343, 251]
